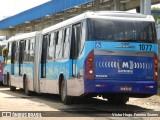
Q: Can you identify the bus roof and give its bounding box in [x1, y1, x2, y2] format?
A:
[7, 31, 37, 42]
[42, 11, 154, 34]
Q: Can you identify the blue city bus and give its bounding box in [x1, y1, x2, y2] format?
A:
[3, 11, 158, 104]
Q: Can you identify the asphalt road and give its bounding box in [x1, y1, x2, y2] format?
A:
[0, 85, 160, 120]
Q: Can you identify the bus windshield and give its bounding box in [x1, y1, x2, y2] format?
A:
[87, 18, 157, 43]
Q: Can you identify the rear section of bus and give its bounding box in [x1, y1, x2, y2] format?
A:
[83, 12, 158, 99]
[84, 49, 158, 95]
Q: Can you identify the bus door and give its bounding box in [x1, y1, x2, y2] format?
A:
[71, 23, 84, 77]
[19, 40, 25, 76]
[41, 35, 48, 78]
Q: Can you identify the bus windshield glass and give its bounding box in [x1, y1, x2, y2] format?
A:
[87, 18, 156, 43]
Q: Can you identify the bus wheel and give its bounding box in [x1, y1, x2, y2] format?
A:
[107, 95, 129, 104]
[10, 86, 16, 91]
[24, 78, 32, 96]
[60, 80, 74, 105]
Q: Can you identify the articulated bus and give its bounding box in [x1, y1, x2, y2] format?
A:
[3, 11, 158, 104]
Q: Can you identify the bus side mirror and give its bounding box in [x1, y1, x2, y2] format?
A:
[2, 47, 8, 58]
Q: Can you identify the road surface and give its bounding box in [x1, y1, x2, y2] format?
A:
[0, 86, 160, 120]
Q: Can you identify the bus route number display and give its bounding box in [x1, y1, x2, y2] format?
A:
[139, 44, 152, 51]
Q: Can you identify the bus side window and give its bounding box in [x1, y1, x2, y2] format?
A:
[55, 31, 58, 45]
[24, 40, 29, 62]
[71, 23, 82, 59]
[80, 22, 86, 55]
[55, 30, 64, 60]
[11, 42, 16, 64]
[19, 40, 26, 64]
[63, 27, 71, 58]
[29, 38, 35, 62]
[15, 42, 19, 63]
[8, 43, 11, 59]
[47, 33, 55, 60]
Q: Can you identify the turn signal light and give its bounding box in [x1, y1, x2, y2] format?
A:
[154, 53, 158, 81]
[85, 50, 94, 79]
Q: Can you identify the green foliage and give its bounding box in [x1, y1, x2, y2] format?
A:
[152, 7, 160, 24]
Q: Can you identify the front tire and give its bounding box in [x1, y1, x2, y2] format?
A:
[61, 80, 74, 104]
[10, 86, 16, 91]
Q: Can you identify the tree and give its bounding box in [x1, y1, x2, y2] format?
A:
[152, 7, 160, 24]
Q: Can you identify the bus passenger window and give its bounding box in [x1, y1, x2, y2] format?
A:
[55, 32, 58, 45]
[29, 38, 35, 62]
[50, 33, 55, 45]
[19, 40, 25, 64]
[15, 42, 19, 63]
[24, 40, 29, 62]
[80, 22, 86, 54]
[58, 30, 63, 44]
[8, 43, 11, 58]
[64, 28, 70, 43]
[55, 30, 64, 59]
[47, 33, 55, 60]
[63, 28, 71, 58]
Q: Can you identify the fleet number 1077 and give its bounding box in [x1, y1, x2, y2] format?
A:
[139, 44, 152, 51]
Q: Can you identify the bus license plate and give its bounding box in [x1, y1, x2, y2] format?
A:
[120, 86, 132, 91]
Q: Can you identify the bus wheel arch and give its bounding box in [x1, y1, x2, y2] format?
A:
[59, 74, 74, 104]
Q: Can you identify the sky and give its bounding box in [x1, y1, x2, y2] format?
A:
[0, 0, 51, 20]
